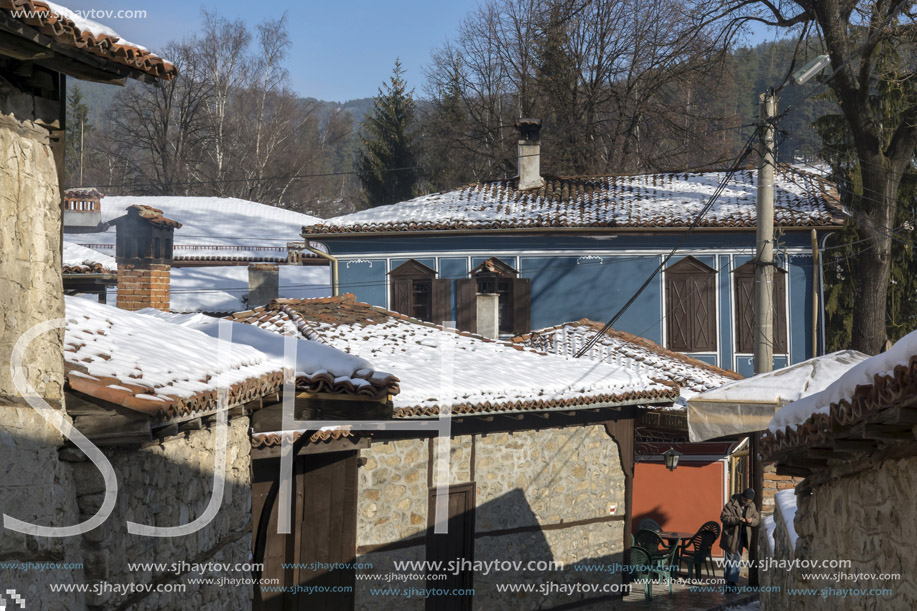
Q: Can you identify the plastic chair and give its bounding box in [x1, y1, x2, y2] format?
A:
[698, 521, 721, 576]
[638, 518, 662, 532]
[628, 546, 654, 601]
[679, 530, 719, 579]
[629, 545, 674, 600]
[634, 529, 668, 559]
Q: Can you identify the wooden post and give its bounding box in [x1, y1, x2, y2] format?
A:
[749, 432, 764, 587]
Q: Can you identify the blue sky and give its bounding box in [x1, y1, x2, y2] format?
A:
[64, 0, 477, 101]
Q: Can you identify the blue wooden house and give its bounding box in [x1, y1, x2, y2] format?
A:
[301, 153, 843, 376]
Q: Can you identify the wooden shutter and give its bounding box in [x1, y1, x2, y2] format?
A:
[691, 274, 716, 351]
[391, 278, 412, 315]
[735, 272, 755, 354]
[456, 279, 477, 333]
[666, 257, 715, 352]
[734, 264, 787, 354]
[432, 279, 453, 326]
[511, 278, 531, 335]
[773, 271, 787, 353]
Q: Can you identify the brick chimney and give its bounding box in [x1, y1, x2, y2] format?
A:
[248, 263, 279, 306]
[111, 205, 181, 311]
[515, 118, 543, 190]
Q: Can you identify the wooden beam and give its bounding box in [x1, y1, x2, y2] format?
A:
[0, 30, 53, 60]
[862, 424, 914, 441]
[832, 439, 879, 452]
[72, 413, 152, 446]
[179, 418, 202, 431]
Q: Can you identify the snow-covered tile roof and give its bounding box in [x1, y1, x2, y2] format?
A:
[67, 195, 323, 263]
[62, 240, 116, 274]
[304, 166, 843, 235]
[64, 296, 397, 423]
[143, 310, 399, 400]
[762, 330, 917, 457]
[2, 0, 176, 80]
[251, 426, 354, 448]
[64, 296, 283, 422]
[230, 295, 678, 418]
[514, 320, 741, 402]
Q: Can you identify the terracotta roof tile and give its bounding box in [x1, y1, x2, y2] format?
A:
[1, 0, 176, 80]
[304, 166, 844, 235]
[231, 295, 678, 417]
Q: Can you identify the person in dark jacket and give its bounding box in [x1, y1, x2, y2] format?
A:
[720, 488, 759, 592]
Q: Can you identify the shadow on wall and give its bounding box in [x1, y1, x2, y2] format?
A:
[0, 416, 255, 611]
[273, 486, 626, 610]
[633, 506, 672, 531]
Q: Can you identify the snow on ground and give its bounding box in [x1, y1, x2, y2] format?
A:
[769, 330, 917, 432]
[103, 266, 331, 313]
[775, 489, 799, 551]
[65, 296, 279, 399]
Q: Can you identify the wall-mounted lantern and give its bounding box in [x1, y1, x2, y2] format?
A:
[663, 447, 682, 471]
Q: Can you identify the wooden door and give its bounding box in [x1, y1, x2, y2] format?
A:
[253, 452, 359, 611]
[425, 483, 475, 611]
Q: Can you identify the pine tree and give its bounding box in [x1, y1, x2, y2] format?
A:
[65, 84, 92, 186]
[357, 59, 418, 207]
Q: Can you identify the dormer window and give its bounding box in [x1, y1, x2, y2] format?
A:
[389, 260, 451, 323]
[456, 257, 531, 335]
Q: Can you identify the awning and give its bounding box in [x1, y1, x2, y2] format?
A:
[686, 350, 869, 442]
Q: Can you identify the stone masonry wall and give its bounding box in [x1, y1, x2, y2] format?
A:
[762, 464, 802, 515]
[760, 455, 917, 610]
[69, 416, 254, 610]
[0, 84, 78, 610]
[354, 424, 626, 611]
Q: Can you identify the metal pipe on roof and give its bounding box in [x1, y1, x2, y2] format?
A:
[301, 242, 339, 296]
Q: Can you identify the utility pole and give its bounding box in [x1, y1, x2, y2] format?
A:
[755, 88, 776, 377]
[749, 88, 776, 589]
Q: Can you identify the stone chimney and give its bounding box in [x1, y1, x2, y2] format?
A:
[476, 293, 500, 340]
[248, 264, 279, 306]
[111, 205, 181, 311]
[62, 188, 104, 233]
[515, 118, 543, 190]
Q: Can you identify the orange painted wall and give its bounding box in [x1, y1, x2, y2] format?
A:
[633, 460, 728, 555]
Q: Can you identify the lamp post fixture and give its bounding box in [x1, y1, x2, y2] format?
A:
[662, 447, 682, 471]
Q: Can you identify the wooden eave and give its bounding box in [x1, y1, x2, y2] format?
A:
[0, 11, 155, 84]
[302, 224, 843, 241]
[771, 402, 917, 492]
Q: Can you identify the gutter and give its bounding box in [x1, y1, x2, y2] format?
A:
[301, 224, 846, 241]
[818, 231, 835, 356]
[300, 242, 339, 296]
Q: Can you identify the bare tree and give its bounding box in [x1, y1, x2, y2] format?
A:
[693, 0, 917, 354]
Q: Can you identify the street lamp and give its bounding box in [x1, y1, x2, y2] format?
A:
[662, 447, 682, 471]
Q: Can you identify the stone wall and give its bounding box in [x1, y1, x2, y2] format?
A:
[0, 73, 76, 610]
[71, 416, 255, 610]
[354, 424, 626, 610]
[760, 455, 917, 610]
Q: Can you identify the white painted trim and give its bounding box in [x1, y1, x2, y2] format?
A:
[332, 247, 814, 260]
